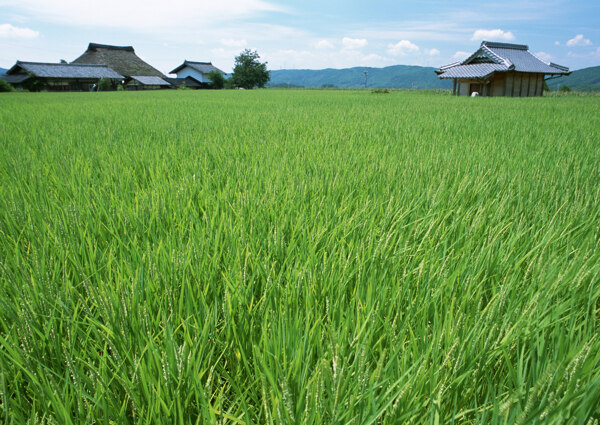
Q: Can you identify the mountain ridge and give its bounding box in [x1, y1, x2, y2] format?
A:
[545, 66, 600, 91]
[268, 64, 600, 91]
[268, 65, 452, 89]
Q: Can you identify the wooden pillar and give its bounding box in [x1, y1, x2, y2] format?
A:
[452, 79, 457, 96]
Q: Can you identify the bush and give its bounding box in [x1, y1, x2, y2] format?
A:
[224, 78, 236, 90]
[559, 85, 572, 92]
[371, 88, 390, 94]
[0, 79, 15, 92]
[207, 71, 225, 89]
[98, 78, 112, 91]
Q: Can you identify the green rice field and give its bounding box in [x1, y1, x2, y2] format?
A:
[0, 90, 599, 424]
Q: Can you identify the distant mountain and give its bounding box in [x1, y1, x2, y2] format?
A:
[546, 66, 600, 92]
[268, 65, 452, 89]
[0, 67, 7, 75]
[268, 64, 600, 91]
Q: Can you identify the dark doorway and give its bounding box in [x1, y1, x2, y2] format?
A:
[469, 83, 482, 96]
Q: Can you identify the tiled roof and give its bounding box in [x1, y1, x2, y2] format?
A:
[437, 41, 570, 80]
[1, 74, 31, 83]
[164, 76, 202, 88]
[170, 60, 225, 75]
[438, 63, 508, 79]
[130, 76, 171, 86]
[486, 45, 567, 74]
[10, 62, 123, 79]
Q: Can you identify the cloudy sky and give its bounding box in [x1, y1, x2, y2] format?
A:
[1, 0, 598, 73]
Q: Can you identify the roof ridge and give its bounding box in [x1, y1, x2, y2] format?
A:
[88, 43, 135, 52]
[481, 45, 512, 68]
[529, 51, 552, 66]
[549, 62, 569, 72]
[18, 61, 110, 68]
[481, 40, 529, 50]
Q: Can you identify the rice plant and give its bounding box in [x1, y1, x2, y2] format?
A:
[0, 90, 599, 424]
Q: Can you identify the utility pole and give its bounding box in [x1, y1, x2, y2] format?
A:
[364, 70, 368, 89]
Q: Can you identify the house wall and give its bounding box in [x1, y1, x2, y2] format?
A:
[457, 79, 485, 96]
[176, 67, 208, 83]
[491, 74, 505, 96]
[44, 78, 103, 92]
[455, 72, 547, 97]
[503, 72, 544, 97]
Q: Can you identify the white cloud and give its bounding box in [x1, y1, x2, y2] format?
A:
[315, 39, 334, 49]
[452, 51, 470, 61]
[362, 53, 385, 63]
[220, 38, 247, 48]
[387, 40, 419, 56]
[566, 34, 591, 47]
[0, 23, 39, 39]
[0, 0, 286, 31]
[342, 37, 368, 50]
[425, 48, 440, 56]
[263, 48, 392, 70]
[471, 29, 515, 41]
[554, 41, 560, 46]
[534, 51, 552, 62]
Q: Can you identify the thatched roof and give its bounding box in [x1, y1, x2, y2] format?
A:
[72, 43, 165, 78]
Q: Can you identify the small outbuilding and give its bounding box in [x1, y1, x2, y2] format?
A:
[170, 61, 226, 84]
[164, 76, 204, 89]
[3, 61, 123, 91]
[125, 76, 172, 90]
[436, 41, 570, 97]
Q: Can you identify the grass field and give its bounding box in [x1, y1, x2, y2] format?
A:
[0, 90, 599, 424]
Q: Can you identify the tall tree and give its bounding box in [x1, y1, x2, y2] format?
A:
[232, 49, 270, 89]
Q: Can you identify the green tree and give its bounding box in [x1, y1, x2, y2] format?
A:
[231, 49, 270, 89]
[543, 81, 550, 92]
[559, 85, 572, 92]
[0, 79, 15, 92]
[207, 70, 225, 89]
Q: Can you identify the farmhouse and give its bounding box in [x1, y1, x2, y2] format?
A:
[436, 41, 570, 97]
[3, 61, 123, 91]
[72, 43, 172, 89]
[170, 61, 226, 85]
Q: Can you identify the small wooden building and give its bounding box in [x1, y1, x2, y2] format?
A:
[169, 61, 226, 84]
[3, 61, 123, 91]
[125, 75, 172, 90]
[436, 41, 570, 97]
[164, 76, 204, 89]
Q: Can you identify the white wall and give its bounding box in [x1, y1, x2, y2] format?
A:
[176, 67, 208, 83]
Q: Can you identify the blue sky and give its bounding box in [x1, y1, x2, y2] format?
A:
[1, 0, 599, 73]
